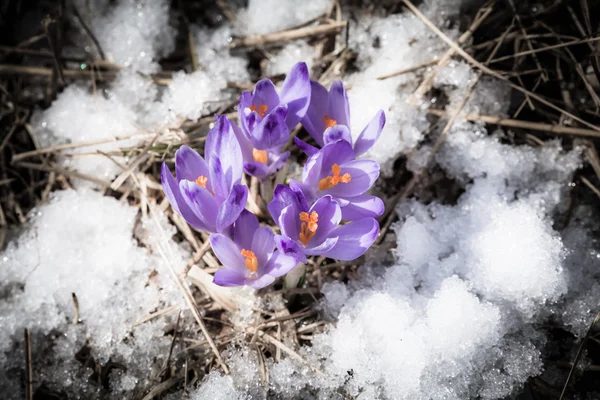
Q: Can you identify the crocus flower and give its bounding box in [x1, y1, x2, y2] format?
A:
[297, 80, 386, 157]
[210, 210, 298, 288]
[295, 139, 384, 221]
[232, 123, 290, 180]
[236, 62, 310, 178]
[268, 185, 380, 262]
[161, 115, 248, 233]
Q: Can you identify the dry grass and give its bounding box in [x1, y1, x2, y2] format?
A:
[2, 0, 600, 398]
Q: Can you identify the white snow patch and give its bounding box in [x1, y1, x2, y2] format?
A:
[71, 0, 176, 73]
[0, 189, 187, 397]
[264, 41, 318, 76]
[238, 0, 330, 35]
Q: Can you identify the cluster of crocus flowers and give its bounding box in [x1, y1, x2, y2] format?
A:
[162, 62, 385, 289]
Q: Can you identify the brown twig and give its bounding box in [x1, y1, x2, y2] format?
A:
[585, 143, 600, 180]
[399, 0, 600, 134]
[576, 62, 600, 109]
[16, 161, 116, 188]
[110, 132, 160, 191]
[231, 21, 347, 48]
[42, 16, 65, 85]
[581, 176, 600, 200]
[254, 329, 325, 377]
[72, 292, 80, 324]
[0, 110, 29, 152]
[164, 310, 182, 372]
[559, 312, 600, 400]
[507, 0, 547, 81]
[141, 374, 184, 400]
[376, 59, 438, 80]
[71, 3, 106, 59]
[134, 306, 180, 326]
[12, 131, 165, 162]
[147, 202, 230, 374]
[488, 36, 600, 64]
[467, 32, 579, 51]
[24, 329, 33, 400]
[0, 64, 171, 85]
[409, 0, 495, 102]
[427, 109, 600, 138]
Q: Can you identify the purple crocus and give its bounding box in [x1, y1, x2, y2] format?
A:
[236, 62, 311, 179]
[295, 139, 383, 221]
[161, 115, 248, 234]
[210, 210, 298, 288]
[268, 185, 380, 262]
[232, 123, 290, 180]
[296, 80, 386, 157]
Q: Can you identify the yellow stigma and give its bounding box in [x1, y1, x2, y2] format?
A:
[195, 175, 208, 188]
[299, 211, 318, 246]
[250, 104, 268, 118]
[252, 148, 268, 164]
[323, 115, 337, 128]
[241, 249, 258, 273]
[318, 164, 351, 191]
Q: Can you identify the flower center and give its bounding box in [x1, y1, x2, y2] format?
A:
[323, 115, 337, 129]
[250, 104, 268, 118]
[241, 249, 258, 273]
[299, 211, 318, 246]
[252, 148, 268, 164]
[195, 175, 208, 188]
[318, 164, 351, 191]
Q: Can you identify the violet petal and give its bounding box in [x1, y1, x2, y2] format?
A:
[232, 121, 254, 164]
[305, 236, 338, 256]
[354, 110, 386, 157]
[263, 251, 298, 278]
[252, 105, 289, 150]
[216, 184, 248, 233]
[278, 204, 300, 241]
[341, 194, 385, 220]
[320, 140, 355, 175]
[293, 137, 319, 157]
[325, 159, 380, 198]
[323, 125, 352, 146]
[233, 209, 259, 250]
[268, 184, 302, 223]
[327, 80, 350, 128]
[161, 164, 205, 230]
[251, 226, 275, 272]
[239, 92, 258, 136]
[252, 79, 280, 112]
[244, 161, 269, 179]
[308, 195, 341, 246]
[275, 235, 307, 263]
[175, 146, 210, 190]
[247, 274, 276, 289]
[207, 115, 243, 201]
[279, 62, 311, 129]
[301, 80, 328, 145]
[179, 179, 219, 232]
[210, 233, 248, 274]
[324, 218, 379, 261]
[213, 269, 248, 287]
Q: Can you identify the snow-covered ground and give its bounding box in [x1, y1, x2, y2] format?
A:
[2, 0, 599, 399]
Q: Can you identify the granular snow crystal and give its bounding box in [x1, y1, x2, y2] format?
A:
[0, 189, 186, 398]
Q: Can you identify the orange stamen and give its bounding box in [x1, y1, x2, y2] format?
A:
[249, 104, 268, 118]
[323, 115, 337, 128]
[299, 211, 319, 246]
[241, 249, 258, 273]
[318, 163, 351, 191]
[253, 148, 268, 164]
[195, 175, 208, 188]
